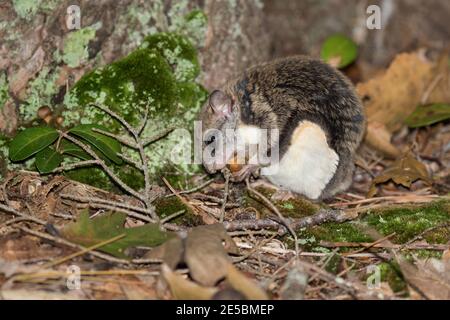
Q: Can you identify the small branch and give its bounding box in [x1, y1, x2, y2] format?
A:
[220, 168, 231, 223]
[246, 178, 299, 256]
[165, 178, 215, 198]
[60, 194, 153, 216]
[223, 208, 355, 234]
[319, 241, 449, 251]
[43, 234, 127, 268]
[52, 160, 100, 173]
[117, 153, 143, 170]
[160, 209, 185, 224]
[92, 128, 138, 149]
[0, 203, 46, 225]
[137, 107, 149, 136]
[59, 132, 146, 204]
[142, 126, 176, 146]
[17, 226, 130, 265]
[90, 103, 137, 136]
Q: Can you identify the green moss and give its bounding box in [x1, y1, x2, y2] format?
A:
[299, 222, 373, 244]
[242, 186, 319, 218]
[70, 47, 177, 127]
[12, 0, 41, 20]
[154, 196, 200, 226]
[378, 262, 408, 294]
[64, 166, 112, 190]
[62, 31, 207, 189]
[62, 24, 100, 68]
[0, 73, 9, 108]
[364, 201, 450, 243]
[142, 33, 200, 82]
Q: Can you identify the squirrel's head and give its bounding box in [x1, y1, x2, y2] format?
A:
[198, 90, 239, 174]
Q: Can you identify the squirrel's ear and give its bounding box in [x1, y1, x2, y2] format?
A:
[209, 90, 232, 117]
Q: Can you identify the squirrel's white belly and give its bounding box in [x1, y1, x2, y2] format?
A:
[261, 120, 339, 199]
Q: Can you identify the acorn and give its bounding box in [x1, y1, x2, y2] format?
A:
[55, 115, 64, 126]
[227, 154, 243, 173]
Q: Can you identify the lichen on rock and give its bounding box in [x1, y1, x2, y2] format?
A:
[62, 23, 101, 68]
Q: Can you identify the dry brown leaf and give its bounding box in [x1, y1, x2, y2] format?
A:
[147, 224, 239, 287]
[185, 224, 239, 286]
[161, 264, 218, 300]
[357, 51, 450, 156]
[225, 264, 268, 300]
[364, 121, 401, 158]
[145, 236, 184, 270]
[396, 254, 450, 300]
[120, 276, 158, 300]
[368, 153, 432, 197]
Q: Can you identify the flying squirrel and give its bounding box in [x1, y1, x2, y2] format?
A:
[199, 56, 366, 200]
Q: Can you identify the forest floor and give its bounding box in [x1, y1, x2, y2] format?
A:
[0, 117, 448, 300]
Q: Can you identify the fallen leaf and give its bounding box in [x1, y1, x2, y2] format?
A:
[144, 236, 184, 269]
[320, 34, 358, 69]
[225, 264, 268, 300]
[357, 51, 450, 156]
[368, 153, 432, 197]
[184, 224, 239, 286]
[405, 103, 450, 128]
[395, 254, 450, 300]
[161, 264, 218, 300]
[61, 210, 173, 258]
[364, 121, 401, 158]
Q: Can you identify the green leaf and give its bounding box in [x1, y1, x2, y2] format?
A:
[405, 103, 450, 128]
[59, 139, 92, 161]
[321, 34, 358, 68]
[61, 210, 172, 258]
[35, 147, 63, 174]
[9, 127, 59, 162]
[69, 124, 122, 164]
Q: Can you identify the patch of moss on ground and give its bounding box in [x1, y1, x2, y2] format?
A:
[298, 221, 373, 250]
[153, 196, 200, 226]
[242, 186, 318, 218]
[364, 201, 450, 244]
[64, 166, 112, 190]
[378, 262, 408, 294]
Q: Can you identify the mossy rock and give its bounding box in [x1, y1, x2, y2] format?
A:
[62, 32, 208, 189]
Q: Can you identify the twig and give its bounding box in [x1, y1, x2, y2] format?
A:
[52, 160, 100, 173]
[43, 234, 126, 268]
[245, 178, 299, 256]
[17, 226, 130, 265]
[160, 209, 185, 224]
[60, 194, 153, 216]
[319, 241, 449, 251]
[164, 178, 215, 198]
[220, 168, 231, 223]
[60, 132, 146, 204]
[346, 232, 396, 255]
[401, 221, 450, 249]
[0, 203, 46, 225]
